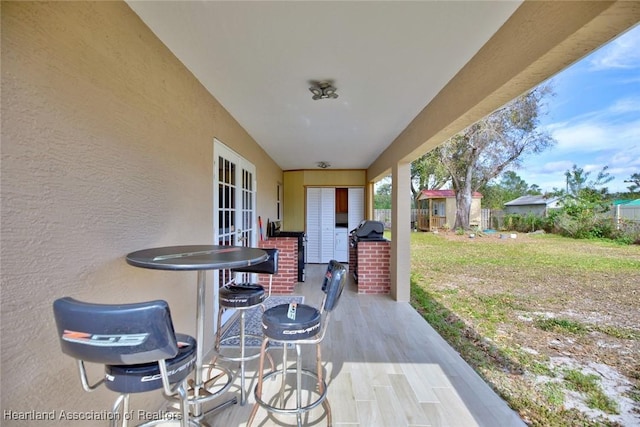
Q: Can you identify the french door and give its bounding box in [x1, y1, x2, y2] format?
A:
[213, 139, 257, 324]
[214, 140, 257, 252]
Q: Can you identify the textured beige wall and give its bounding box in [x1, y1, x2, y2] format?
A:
[282, 170, 366, 231]
[0, 2, 281, 422]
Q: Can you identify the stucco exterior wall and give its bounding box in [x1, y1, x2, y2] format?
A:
[283, 169, 366, 231]
[1, 2, 281, 422]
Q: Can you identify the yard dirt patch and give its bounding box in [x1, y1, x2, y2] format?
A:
[410, 231, 640, 426]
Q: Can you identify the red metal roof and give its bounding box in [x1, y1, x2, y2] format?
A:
[417, 189, 482, 200]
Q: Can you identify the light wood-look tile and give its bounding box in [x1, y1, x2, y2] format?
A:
[200, 264, 525, 427]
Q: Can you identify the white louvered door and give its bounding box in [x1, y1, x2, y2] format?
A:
[306, 187, 335, 263]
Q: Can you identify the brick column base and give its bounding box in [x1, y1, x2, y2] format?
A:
[258, 238, 297, 294]
[356, 240, 391, 294]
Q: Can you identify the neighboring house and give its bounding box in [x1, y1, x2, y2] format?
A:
[416, 189, 482, 230]
[504, 195, 561, 217]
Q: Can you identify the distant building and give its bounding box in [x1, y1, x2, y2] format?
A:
[416, 189, 483, 230]
[504, 195, 561, 217]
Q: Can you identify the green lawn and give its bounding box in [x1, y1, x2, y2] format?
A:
[409, 231, 640, 427]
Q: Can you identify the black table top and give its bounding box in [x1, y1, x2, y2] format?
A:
[126, 245, 268, 271]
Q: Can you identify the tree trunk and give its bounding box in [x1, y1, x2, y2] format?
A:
[454, 182, 473, 230]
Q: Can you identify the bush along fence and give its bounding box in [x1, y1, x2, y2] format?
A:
[373, 209, 492, 230]
[374, 204, 640, 244]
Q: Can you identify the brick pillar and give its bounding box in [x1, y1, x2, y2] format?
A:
[258, 238, 297, 294]
[349, 240, 357, 273]
[356, 241, 391, 294]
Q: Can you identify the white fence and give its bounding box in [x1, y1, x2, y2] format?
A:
[372, 209, 417, 228]
[613, 204, 640, 226]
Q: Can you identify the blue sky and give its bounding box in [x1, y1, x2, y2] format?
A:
[515, 24, 640, 194]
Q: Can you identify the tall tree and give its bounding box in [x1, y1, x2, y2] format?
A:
[437, 86, 555, 229]
[374, 180, 392, 209]
[501, 171, 531, 200]
[528, 184, 542, 195]
[625, 172, 640, 193]
[564, 164, 614, 198]
[411, 150, 449, 199]
[478, 172, 541, 210]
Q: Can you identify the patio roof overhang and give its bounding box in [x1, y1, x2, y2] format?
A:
[126, 1, 640, 181]
[125, 1, 640, 302]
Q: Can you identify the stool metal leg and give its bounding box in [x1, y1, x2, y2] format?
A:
[214, 304, 269, 406]
[280, 343, 288, 407]
[110, 393, 131, 427]
[296, 344, 303, 427]
[250, 340, 331, 427]
[239, 310, 246, 405]
[110, 395, 123, 427]
[123, 394, 130, 427]
[176, 380, 190, 427]
[247, 338, 269, 427]
[317, 343, 332, 426]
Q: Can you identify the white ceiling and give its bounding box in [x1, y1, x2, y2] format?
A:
[126, 1, 522, 171]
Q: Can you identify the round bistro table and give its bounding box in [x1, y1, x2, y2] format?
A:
[126, 245, 268, 421]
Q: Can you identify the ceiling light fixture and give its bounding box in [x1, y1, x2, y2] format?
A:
[309, 81, 338, 100]
[317, 161, 331, 169]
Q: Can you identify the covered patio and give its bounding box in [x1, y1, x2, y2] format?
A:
[201, 264, 524, 427]
[3, 1, 640, 426]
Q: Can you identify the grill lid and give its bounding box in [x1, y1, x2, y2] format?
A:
[351, 220, 384, 240]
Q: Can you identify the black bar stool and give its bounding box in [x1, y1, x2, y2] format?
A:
[53, 297, 198, 427]
[214, 248, 279, 405]
[247, 259, 347, 427]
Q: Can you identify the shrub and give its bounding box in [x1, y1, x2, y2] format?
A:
[502, 213, 544, 233]
[549, 209, 638, 243]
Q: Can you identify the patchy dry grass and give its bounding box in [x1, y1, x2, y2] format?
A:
[409, 231, 640, 426]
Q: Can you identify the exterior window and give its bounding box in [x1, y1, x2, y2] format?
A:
[432, 201, 444, 216]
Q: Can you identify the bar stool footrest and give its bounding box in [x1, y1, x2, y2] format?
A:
[254, 368, 328, 415]
[168, 364, 234, 406]
[137, 418, 200, 427]
[216, 334, 264, 363]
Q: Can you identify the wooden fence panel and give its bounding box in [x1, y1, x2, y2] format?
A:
[374, 208, 495, 229]
[481, 209, 491, 230]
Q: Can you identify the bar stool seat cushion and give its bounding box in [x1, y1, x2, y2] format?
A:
[262, 304, 321, 341]
[105, 334, 196, 393]
[219, 283, 266, 308]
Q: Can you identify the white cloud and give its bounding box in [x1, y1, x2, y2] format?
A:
[610, 97, 640, 114]
[608, 144, 640, 168]
[551, 123, 608, 153]
[520, 115, 640, 192]
[546, 98, 640, 155]
[589, 25, 640, 70]
[538, 160, 574, 174]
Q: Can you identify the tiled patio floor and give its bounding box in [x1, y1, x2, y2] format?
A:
[202, 264, 525, 427]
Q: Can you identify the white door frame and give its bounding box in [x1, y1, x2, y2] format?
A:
[213, 138, 257, 327]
